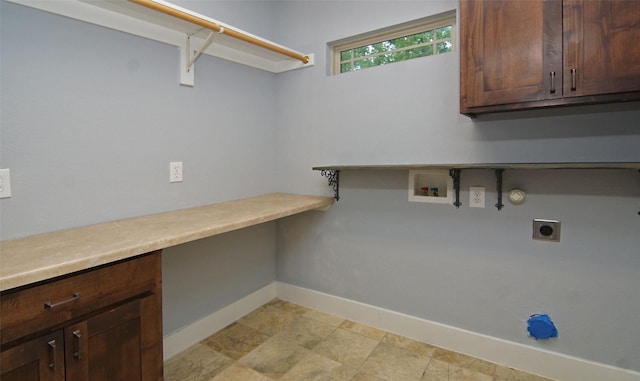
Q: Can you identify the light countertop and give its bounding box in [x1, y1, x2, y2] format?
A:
[0, 193, 334, 291]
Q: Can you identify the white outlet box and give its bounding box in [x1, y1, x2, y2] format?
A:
[0, 169, 12, 198]
[469, 186, 485, 208]
[170, 162, 183, 183]
[408, 170, 453, 204]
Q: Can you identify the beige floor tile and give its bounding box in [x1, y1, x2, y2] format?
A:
[382, 332, 437, 358]
[210, 362, 273, 381]
[272, 316, 337, 349]
[494, 365, 554, 381]
[238, 304, 299, 336]
[432, 347, 476, 368]
[351, 372, 387, 381]
[420, 358, 449, 381]
[313, 328, 379, 368]
[164, 343, 234, 381]
[360, 341, 431, 381]
[303, 309, 346, 327]
[327, 364, 360, 380]
[449, 364, 493, 381]
[203, 322, 270, 360]
[239, 335, 312, 378]
[267, 299, 312, 317]
[339, 320, 387, 341]
[466, 359, 496, 376]
[280, 351, 353, 381]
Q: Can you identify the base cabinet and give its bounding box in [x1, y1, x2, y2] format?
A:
[65, 300, 145, 381]
[0, 331, 65, 381]
[0, 252, 163, 381]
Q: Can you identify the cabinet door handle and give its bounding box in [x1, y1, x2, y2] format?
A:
[73, 330, 82, 359]
[44, 292, 80, 309]
[549, 71, 556, 94]
[570, 68, 577, 91]
[48, 339, 57, 370]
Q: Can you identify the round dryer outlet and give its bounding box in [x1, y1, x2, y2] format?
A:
[533, 219, 561, 242]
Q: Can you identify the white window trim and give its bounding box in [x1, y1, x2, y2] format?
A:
[330, 10, 456, 75]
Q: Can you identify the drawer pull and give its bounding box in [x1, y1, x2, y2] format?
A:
[549, 71, 556, 94]
[48, 339, 57, 370]
[73, 330, 82, 359]
[44, 292, 80, 309]
[570, 68, 577, 91]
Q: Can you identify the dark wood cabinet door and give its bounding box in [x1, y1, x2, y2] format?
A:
[64, 287, 163, 381]
[63, 251, 163, 381]
[563, 0, 640, 97]
[65, 300, 143, 381]
[0, 331, 65, 381]
[460, 0, 563, 113]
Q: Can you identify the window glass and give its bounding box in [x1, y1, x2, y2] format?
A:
[331, 11, 456, 75]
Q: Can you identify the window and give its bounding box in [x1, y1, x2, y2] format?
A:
[331, 11, 456, 75]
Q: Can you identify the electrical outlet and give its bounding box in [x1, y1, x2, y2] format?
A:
[170, 162, 183, 183]
[469, 186, 485, 208]
[533, 219, 561, 242]
[0, 169, 12, 199]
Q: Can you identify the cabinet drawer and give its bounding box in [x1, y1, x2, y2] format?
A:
[0, 251, 160, 346]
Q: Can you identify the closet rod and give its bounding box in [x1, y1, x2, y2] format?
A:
[129, 0, 310, 64]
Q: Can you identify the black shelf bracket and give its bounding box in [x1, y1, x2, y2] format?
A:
[320, 169, 340, 201]
[449, 169, 462, 208]
[495, 169, 505, 211]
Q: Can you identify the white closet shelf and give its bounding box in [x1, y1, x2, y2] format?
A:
[7, 0, 314, 75]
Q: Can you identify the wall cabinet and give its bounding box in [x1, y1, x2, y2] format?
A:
[0, 251, 163, 380]
[460, 0, 640, 116]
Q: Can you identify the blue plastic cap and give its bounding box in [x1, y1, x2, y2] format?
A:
[527, 314, 558, 340]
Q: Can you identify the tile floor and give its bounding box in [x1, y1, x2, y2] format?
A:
[165, 299, 554, 381]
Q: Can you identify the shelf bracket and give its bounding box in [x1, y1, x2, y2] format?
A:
[320, 170, 340, 201]
[449, 169, 461, 208]
[180, 31, 217, 86]
[186, 31, 216, 70]
[495, 169, 505, 211]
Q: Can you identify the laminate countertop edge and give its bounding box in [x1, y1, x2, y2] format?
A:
[0, 193, 334, 292]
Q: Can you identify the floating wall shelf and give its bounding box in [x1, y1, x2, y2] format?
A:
[7, 0, 314, 85]
[313, 163, 640, 212]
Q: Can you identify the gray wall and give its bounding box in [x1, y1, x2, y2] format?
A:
[272, 0, 640, 372]
[0, 1, 278, 334]
[2, 0, 640, 372]
[163, 223, 275, 334]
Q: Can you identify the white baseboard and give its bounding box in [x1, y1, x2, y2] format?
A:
[163, 282, 277, 360]
[276, 282, 640, 381]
